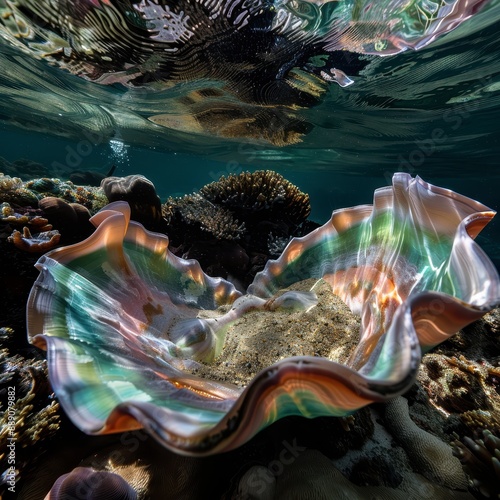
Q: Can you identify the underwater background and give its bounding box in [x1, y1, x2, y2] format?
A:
[1, 0, 500, 498]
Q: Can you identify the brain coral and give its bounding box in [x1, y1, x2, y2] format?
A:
[383, 396, 468, 490]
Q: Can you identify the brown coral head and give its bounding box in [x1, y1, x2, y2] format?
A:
[70, 202, 92, 226]
[39, 197, 92, 241]
[101, 175, 164, 231]
[39, 197, 78, 227]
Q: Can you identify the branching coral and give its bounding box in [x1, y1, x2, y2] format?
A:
[162, 171, 315, 285]
[199, 170, 311, 226]
[452, 429, 500, 498]
[0, 328, 61, 494]
[162, 193, 245, 241]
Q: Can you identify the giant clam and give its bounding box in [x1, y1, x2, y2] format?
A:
[27, 173, 500, 455]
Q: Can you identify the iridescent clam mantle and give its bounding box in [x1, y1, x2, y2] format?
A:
[27, 174, 500, 455]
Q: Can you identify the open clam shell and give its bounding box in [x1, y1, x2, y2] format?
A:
[27, 173, 500, 455]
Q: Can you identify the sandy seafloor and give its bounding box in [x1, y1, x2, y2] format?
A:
[189, 280, 361, 387]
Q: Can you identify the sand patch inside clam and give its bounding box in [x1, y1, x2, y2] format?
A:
[190, 279, 361, 387]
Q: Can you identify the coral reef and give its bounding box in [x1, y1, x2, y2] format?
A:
[2, 202, 62, 252]
[163, 171, 316, 286]
[1, 197, 94, 253]
[0, 327, 61, 496]
[21, 382, 494, 499]
[0, 210, 43, 334]
[1, 202, 51, 232]
[0, 174, 39, 206]
[0, 176, 103, 255]
[412, 307, 500, 498]
[0, 173, 107, 213]
[24, 177, 107, 212]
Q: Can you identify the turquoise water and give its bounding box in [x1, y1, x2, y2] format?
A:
[1, 124, 499, 269]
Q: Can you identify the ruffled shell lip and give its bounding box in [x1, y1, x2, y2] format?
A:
[27, 173, 500, 455]
[30, 293, 494, 456]
[34, 348, 419, 456]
